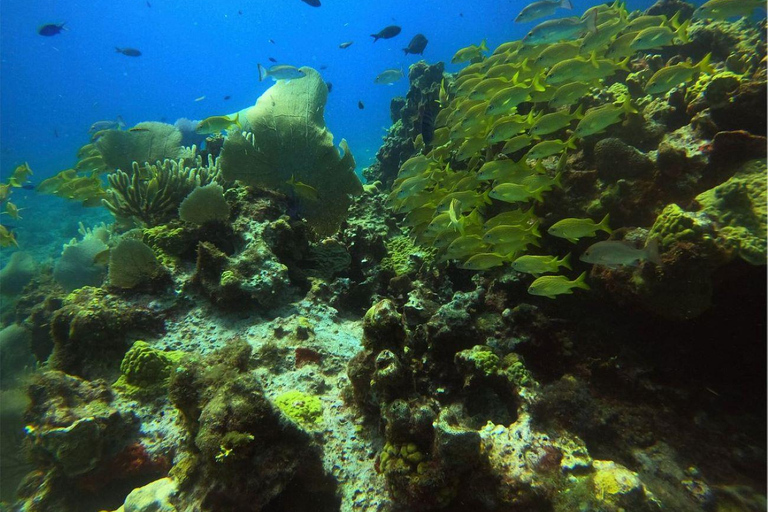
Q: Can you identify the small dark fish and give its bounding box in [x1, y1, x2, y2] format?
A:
[301, 0, 321, 6]
[358, 101, 365, 109]
[268, 57, 277, 62]
[53, 128, 59, 138]
[269, 39, 275, 44]
[238, 10, 243, 14]
[371, 25, 401, 42]
[21, 183, 35, 190]
[460, 12, 464, 17]
[326, 82, 333, 93]
[224, 95, 231, 100]
[319, 64, 328, 70]
[116, 47, 142, 57]
[339, 41, 354, 49]
[146, 1, 151, 6]
[403, 33, 428, 55]
[38, 23, 66, 36]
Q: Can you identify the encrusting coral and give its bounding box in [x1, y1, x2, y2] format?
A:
[113, 340, 184, 399]
[220, 67, 362, 237]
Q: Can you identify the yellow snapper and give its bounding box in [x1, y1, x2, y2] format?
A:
[528, 271, 589, 298]
[458, 252, 509, 270]
[483, 223, 540, 245]
[521, 171, 562, 192]
[605, 31, 642, 60]
[529, 105, 583, 137]
[490, 183, 545, 204]
[456, 137, 488, 161]
[476, 159, 526, 181]
[582, 0, 627, 24]
[0, 225, 18, 247]
[694, 0, 767, 20]
[546, 52, 630, 85]
[624, 12, 679, 32]
[532, 41, 581, 69]
[468, 78, 513, 101]
[579, 15, 628, 53]
[526, 138, 577, 160]
[285, 175, 319, 201]
[4, 201, 22, 220]
[511, 253, 571, 276]
[645, 53, 714, 95]
[522, 11, 598, 46]
[547, 214, 611, 243]
[487, 111, 538, 143]
[484, 207, 537, 229]
[549, 81, 593, 109]
[630, 20, 690, 51]
[501, 134, 536, 155]
[445, 235, 489, 260]
[9, 163, 33, 187]
[398, 154, 436, 180]
[485, 84, 533, 116]
[451, 39, 489, 64]
[573, 95, 637, 138]
[196, 113, 241, 134]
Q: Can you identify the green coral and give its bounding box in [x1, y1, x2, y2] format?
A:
[696, 159, 767, 265]
[455, 345, 500, 378]
[379, 441, 427, 474]
[381, 235, 436, 276]
[113, 340, 184, 398]
[273, 390, 323, 427]
[219, 67, 362, 237]
[648, 204, 719, 251]
[686, 70, 742, 105]
[502, 353, 534, 388]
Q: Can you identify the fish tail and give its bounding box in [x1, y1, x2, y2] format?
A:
[234, 112, 242, 129]
[370, 34, 379, 42]
[553, 170, 563, 189]
[559, 253, 572, 271]
[617, 56, 631, 72]
[532, 186, 545, 203]
[589, 50, 599, 68]
[574, 271, 590, 290]
[645, 236, 662, 265]
[598, 213, 612, 234]
[564, 136, 578, 150]
[258, 64, 268, 81]
[698, 53, 714, 75]
[572, 104, 584, 119]
[561, 0, 573, 9]
[115, 47, 122, 53]
[676, 18, 691, 44]
[479, 39, 489, 53]
[667, 10, 681, 29]
[531, 71, 546, 92]
[623, 94, 639, 115]
[402, 47, 409, 55]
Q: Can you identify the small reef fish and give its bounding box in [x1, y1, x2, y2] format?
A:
[645, 54, 714, 95]
[526, 138, 576, 160]
[489, 183, 545, 204]
[358, 101, 365, 109]
[89, 116, 125, 134]
[0, 225, 18, 247]
[258, 64, 306, 81]
[694, 0, 767, 20]
[3, 201, 22, 220]
[501, 135, 535, 155]
[268, 57, 278, 63]
[459, 253, 509, 270]
[522, 11, 597, 45]
[580, 239, 661, 267]
[375, 68, 404, 85]
[115, 47, 142, 57]
[528, 272, 589, 298]
[8, 163, 33, 187]
[403, 34, 429, 55]
[533, 41, 581, 68]
[529, 105, 582, 137]
[38, 23, 66, 36]
[515, 0, 573, 23]
[548, 214, 611, 243]
[301, 0, 321, 6]
[285, 175, 319, 201]
[371, 25, 401, 42]
[512, 253, 571, 277]
[339, 41, 354, 49]
[573, 96, 637, 138]
[629, 21, 690, 51]
[194, 96, 206, 102]
[195, 113, 241, 134]
[451, 39, 489, 64]
[549, 82, 593, 109]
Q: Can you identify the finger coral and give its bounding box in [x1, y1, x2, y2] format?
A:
[220, 67, 362, 237]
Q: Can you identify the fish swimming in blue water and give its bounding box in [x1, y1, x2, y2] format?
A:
[374, 68, 404, 85]
[371, 25, 401, 42]
[116, 47, 142, 57]
[258, 64, 306, 81]
[515, 0, 573, 23]
[37, 23, 66, 36]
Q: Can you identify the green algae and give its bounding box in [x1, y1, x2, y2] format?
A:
[274, 390, 323, 427]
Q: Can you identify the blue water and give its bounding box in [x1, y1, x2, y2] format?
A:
[0, 0, 692, 256]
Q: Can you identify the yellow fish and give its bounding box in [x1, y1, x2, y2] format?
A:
[458, 252, 509, 270]
[3, 201, 22, 220]
[195, 113, 241, 134]
[573, 95, 637, 138]
[451, 39, 489, 64]
[645, 53, 714, 95]
[9, 162, 33, 187]
[528, 271, 589, 298]
[547, 214, 611, 243]
[285, 175, 319, 201]
[489, 183, 545, 204]
[0, 225, 18, 247]
[511, 253, 571, 277]
[630, 20, 690, 51]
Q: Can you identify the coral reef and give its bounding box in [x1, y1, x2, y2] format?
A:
[0, 251, 36, 297]
[113, 341, 185, 399]
[95, 122, 185, 173]
[108, 238, 167, 290]
[220, 67, 362, 237]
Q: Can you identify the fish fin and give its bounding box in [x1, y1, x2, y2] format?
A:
[564, 136, 578, 150]
[370, 34, 379, 42]
[675, 18, 691, 44]
[598, 213, 612, 234]
[479, 39, 489, 53]
[234, 112, 242, 129]
[521, 57, 531, 73]
[574, 271, 590, 290]
[561, 0, 573, 9]
[584, 9, 598, 34]
[589, 50, 599, 68]
[532, 186, 545, 203]
[115, 47, 122, 53]
[667, 10, 681, 29]
[258, 64, 268, 81]
[572, 104, 584, 119]
[698, 53, 714, 75]
[531, 72, 546, 92]
[617, 56, 631, 72]
[559, 253, 572, 270]
[623, 94, 638, 115]
[553, 170, 563, 189]
[645, 236, 662, 265]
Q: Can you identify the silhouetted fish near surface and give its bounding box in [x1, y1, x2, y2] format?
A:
[358, 101, 365, 109]
[301, 0, 321, 6]
[403, 34, 428, 55]
[269, 39, 275, 44]
[320, 64, 328, 70]
[339, 41, 354, 49]
[223, 95, 231, 100]
[268, 57, 277, 63]
[116, 47, 142, 56]
[371, 25, 401, 42]
[38, 23, 66, 36]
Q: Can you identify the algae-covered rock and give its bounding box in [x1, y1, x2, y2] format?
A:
[119, 477, 178, 512]
[695, 159, 767, 265]
[221, 67, 362, 237]
[113, 341, 185, 399]
[274, 390, 323, 427]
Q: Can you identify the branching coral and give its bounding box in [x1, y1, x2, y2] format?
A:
[103, 155, 221, 227]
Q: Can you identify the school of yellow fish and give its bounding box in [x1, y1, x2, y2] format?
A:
[388, 0, 732, 298]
